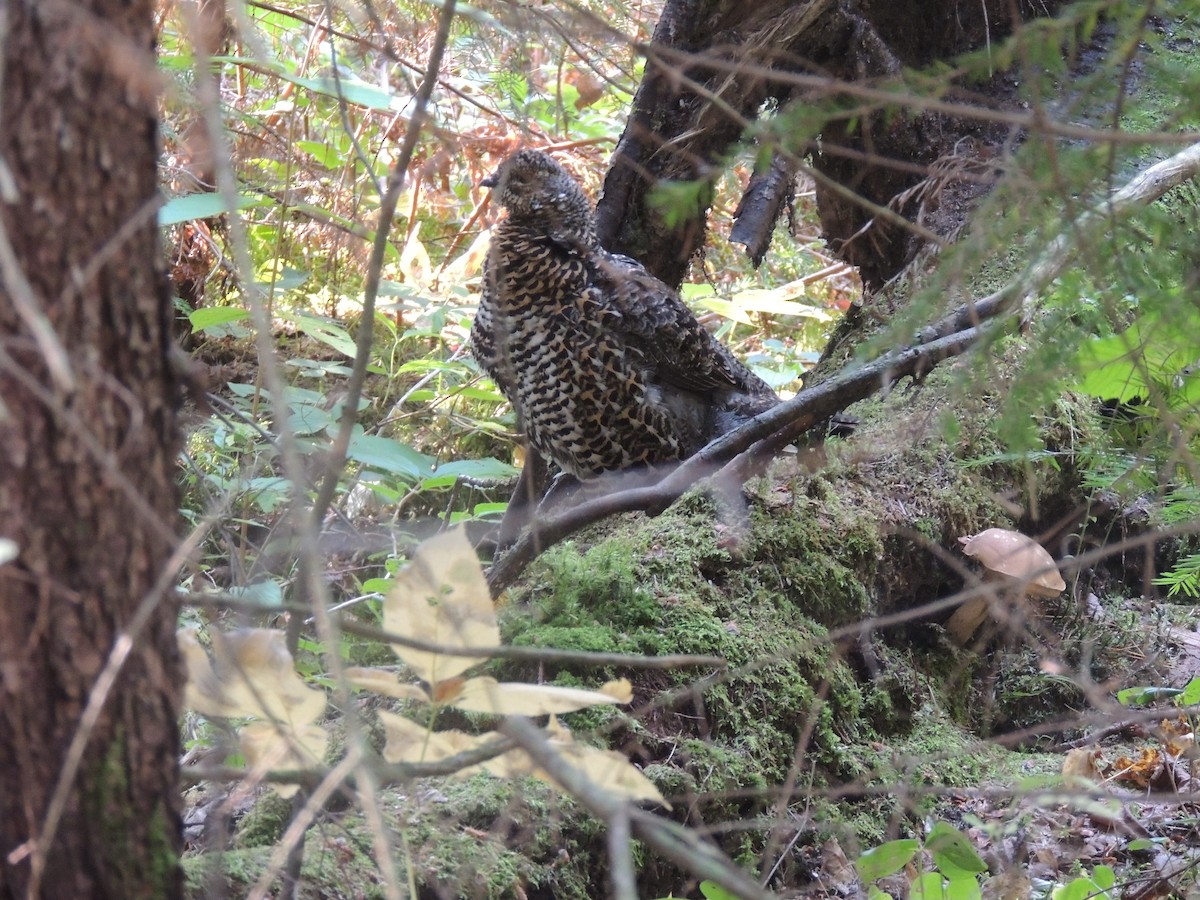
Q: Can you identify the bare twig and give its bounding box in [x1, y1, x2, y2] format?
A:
[181, 735, 517, 788]
[179, 592, 727, 669]
[308, 0, 458, 544]
[917, 138, 1200, 343]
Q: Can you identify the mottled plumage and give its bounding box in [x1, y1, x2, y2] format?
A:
[471, 149, 777, 482]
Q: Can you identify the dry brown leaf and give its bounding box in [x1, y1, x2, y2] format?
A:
[1062, 746, 1103, 782]
[1109, 748, 1162, 788]
[399, 231, 431, 286]
[439, 229, 490, 284]
[383, 526, 499, 684]
[531, 715, 669, 809]
[819, 837, 859, 892]
[560, 743, 668, 808]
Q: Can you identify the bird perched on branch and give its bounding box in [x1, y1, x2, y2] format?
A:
[471, 148, 778, 493]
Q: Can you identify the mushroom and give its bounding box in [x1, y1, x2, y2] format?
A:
[946, 528, 1066, 645]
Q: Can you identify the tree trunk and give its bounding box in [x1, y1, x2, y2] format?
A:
[595, 0, 1059, 289]
[0, 1, 183, 897]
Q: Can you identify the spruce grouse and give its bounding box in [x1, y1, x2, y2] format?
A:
[471, 149, 778, 485]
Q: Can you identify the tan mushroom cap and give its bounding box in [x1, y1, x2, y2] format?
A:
[958, 528, 1066, 598]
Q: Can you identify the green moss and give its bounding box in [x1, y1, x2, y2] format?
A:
[403, 775, 602, 899]
[184, 828, 387, 900]
[82, 729, 181, 896]
[234, 791, 293, 848]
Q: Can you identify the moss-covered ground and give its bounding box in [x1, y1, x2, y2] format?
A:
[184, 345, 1183, 898]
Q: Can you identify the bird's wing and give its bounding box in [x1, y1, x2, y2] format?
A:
[590, 251, 758, 395]
[469, 274, 516, 398]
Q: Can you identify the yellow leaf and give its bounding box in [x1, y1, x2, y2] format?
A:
[695, 297, 753, 325]
[344, 667, 430, 702]
[383, 527, 498, 683]
[239, 721, 329, 799]
[178, 628, 326, 727]
[726, 283, 833, 320]
[378, 710, 512, 776]
[445, 676, 633, 715]
[439, 229, 490, 285]
[399, 231, 431, 287]
[535, 717, 669, 808]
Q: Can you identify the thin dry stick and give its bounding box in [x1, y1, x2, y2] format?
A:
[247, 749, 364, 900]
[277, 2, 460, 894]
[917, 138, 1200, 342]
[179, 593, 727, 668]
[639, 38, 1200, 148]
[607, 808, 638, 900]
[308, 0, 458, 531]
[181, 735, 518, 788]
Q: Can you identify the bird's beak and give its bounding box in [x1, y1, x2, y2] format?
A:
[481, 170, 500, 189]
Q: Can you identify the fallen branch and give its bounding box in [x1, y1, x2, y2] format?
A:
[487, 323, 980, 595]
[486, 139, 1200, 596]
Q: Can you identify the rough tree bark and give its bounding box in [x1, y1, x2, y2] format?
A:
[0, 1, 183, 897]
[595, 0, 1059, 288]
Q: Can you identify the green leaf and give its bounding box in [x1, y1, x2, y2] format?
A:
[647, 178, 711, 229]
[680, 283, 717, 301]
[287, 403, 334, 436]
[698, 882, 740, 900]
[944, 875, 981, 900]
[290, 74, 403, 112]
[434, 458, 520, 480]
[909, 871, 945, 900]
[455, 386, 509, 404]
[289, 312, 357, 358]
[1051, 876, 1095, 900]
[225, 580, 284, 609]
[159, 191, 264, 226]
[1117, 685, 1182, 706]
[857, 840, 920, 882]
[1178, 676, 1200, 706]
[244, 477, 291, 513]
[868, 887, 895, 900]
[346, 433, 435, 480]
[1091, 866, 1114, 891]
[473, 502, 508, 517]
[926, 823, 986, 876]
[295, 139, 344, 170]
[1127, 837, 1165, 852]
[255, 265, 310, 293]
[189, 307, 251, 331]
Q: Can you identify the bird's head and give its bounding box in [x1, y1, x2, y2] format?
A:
[482, 149, 595, 242]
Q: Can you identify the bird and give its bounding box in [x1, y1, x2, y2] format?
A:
[470, 148, 778, 493]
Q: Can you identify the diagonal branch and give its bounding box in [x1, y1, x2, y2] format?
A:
[487, 323, 980, 596]
[485, 138, 1200, 597]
